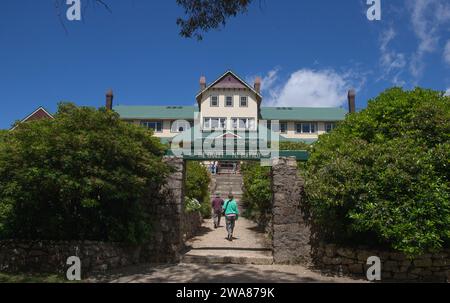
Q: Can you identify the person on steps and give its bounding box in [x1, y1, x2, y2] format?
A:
[211, 192, 224, 228]
[223, 193, 239, 241]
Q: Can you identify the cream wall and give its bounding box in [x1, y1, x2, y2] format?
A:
[199, 89, 258, 129]
[124, 118, 334, 140]
[126, 119, 189, 138]
[279, 121, 328, 139]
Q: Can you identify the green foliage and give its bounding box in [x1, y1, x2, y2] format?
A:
[305, 88, 450, 256]
[176, 0, 252, 40]
[0, 130, 8, 143]
[0, 103, 168, 244]
[185, 161, 211, 218]
[241, 162, 272, 224]
[185, 197, 202, 213]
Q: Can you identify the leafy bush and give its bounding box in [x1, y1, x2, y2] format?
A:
[305, 88, 450, 256]
[185, 197, 202, 213]
[0, 103, 168, 244]
[241, 162, 272, 225]
[185, 161, 211, 218]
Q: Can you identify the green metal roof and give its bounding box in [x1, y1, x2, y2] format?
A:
[261, 107, 347, 121]
[113, 105, 198, 120]
[113, 105, 346, 121]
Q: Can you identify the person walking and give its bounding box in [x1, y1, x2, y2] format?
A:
[223, 193, 239, 241]
[211, 193, 224, 228]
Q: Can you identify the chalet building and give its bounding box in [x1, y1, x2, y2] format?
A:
[11, 106, 53, 130]
[112, 71, 351, 144]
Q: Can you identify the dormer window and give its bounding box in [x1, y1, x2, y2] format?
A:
[240, 96, 248, 107]
[225, 96, 234, 107]
[210, 96, 219, 107]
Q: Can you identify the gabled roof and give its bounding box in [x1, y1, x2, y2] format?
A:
[261, 107, 347, 122]
[11, 106, 54, 130]
[195, 70, 262, 99]
[113, 105, 198, 120]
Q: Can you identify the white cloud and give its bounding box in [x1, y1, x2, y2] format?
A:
[379, 27, 406, 85]
[445, 88, 450, 96]
[408, 0, 450, 78]
[444, 41, 450, 65]
[264, 69, 352, 108]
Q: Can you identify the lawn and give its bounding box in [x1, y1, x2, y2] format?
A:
[0, 272, 70, 283]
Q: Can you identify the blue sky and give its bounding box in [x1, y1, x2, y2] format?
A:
[1, 0, 449, 129]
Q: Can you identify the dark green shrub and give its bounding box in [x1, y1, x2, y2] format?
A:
[185, 161, 211, 218]
[0, 103, 168, 244]
[305, 88, 450, 256]
[241, 162, 272, 224]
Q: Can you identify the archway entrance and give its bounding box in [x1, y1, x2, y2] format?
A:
[160, 153, 312, 266]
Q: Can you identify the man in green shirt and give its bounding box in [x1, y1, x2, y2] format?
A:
[223, 193, 239, 241]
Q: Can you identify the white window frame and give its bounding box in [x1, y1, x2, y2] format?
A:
[141, 120, 163, 133]
[295, 122, 317, 134]
[325, 122, 336, 133]
[240, 96, 248, 107]
[231, 117, 256, 130]
[225, 96, 234, 107]
[210, 96, 219, 107]
[203, 117, 227, 130]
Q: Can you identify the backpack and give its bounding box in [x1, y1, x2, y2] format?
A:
[222, 199, 231, 216]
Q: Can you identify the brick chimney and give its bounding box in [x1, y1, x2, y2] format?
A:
[200, 76, 206, 91]
[348, 89, 356, 113]
[106, 89, 113, 110]
[254, 77, 261, 94]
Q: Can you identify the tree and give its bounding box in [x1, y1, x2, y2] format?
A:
[305, 88, 450, 256]
[185, 161, 211, 217]
[176, 0, 253, 40]
[0, 103, 169, 243]
[55, 0, 253, 40]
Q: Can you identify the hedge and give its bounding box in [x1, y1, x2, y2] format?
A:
[305, 88, 450, 256]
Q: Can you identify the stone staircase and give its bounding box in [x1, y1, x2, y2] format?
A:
[181, 172, 273, 265]
[211, 173, 245, 212]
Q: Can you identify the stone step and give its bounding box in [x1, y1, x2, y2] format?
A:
[182, 249, 273, 265]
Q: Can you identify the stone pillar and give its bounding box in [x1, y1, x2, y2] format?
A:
[144, 156, 185, 263]
[271, 157, 311, 265]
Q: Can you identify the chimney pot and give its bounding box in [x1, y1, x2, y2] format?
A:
[348, 89, 356, 113]
[106, 89, 113, 110]
[200, 76, 206, 91]
[254, 77, 261, 93]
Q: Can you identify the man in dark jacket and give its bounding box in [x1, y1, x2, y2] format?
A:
[211, 192, 224, 228]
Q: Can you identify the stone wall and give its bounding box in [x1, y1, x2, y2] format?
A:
[0, 240, 140, 276]
[312, 243, 450, 282]
[141, 156, 186, 263]
[182, 211, 203, 242]
[271, 157, 311, 265]
[0, 157, 200, 276]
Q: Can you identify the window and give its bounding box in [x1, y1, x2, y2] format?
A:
[203, 117, 226, 130]
[141, 121, 162, 132]
[295, 122, 317, 134]
[240, 96, 248, 107]
[225, 96, 234, 107]
[325, 122, 336, 133]
[280, 122, 288, 134]
[210, 96, 219, 107]
[231, 117, 256, 130]
[171, 120, 191, 133]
